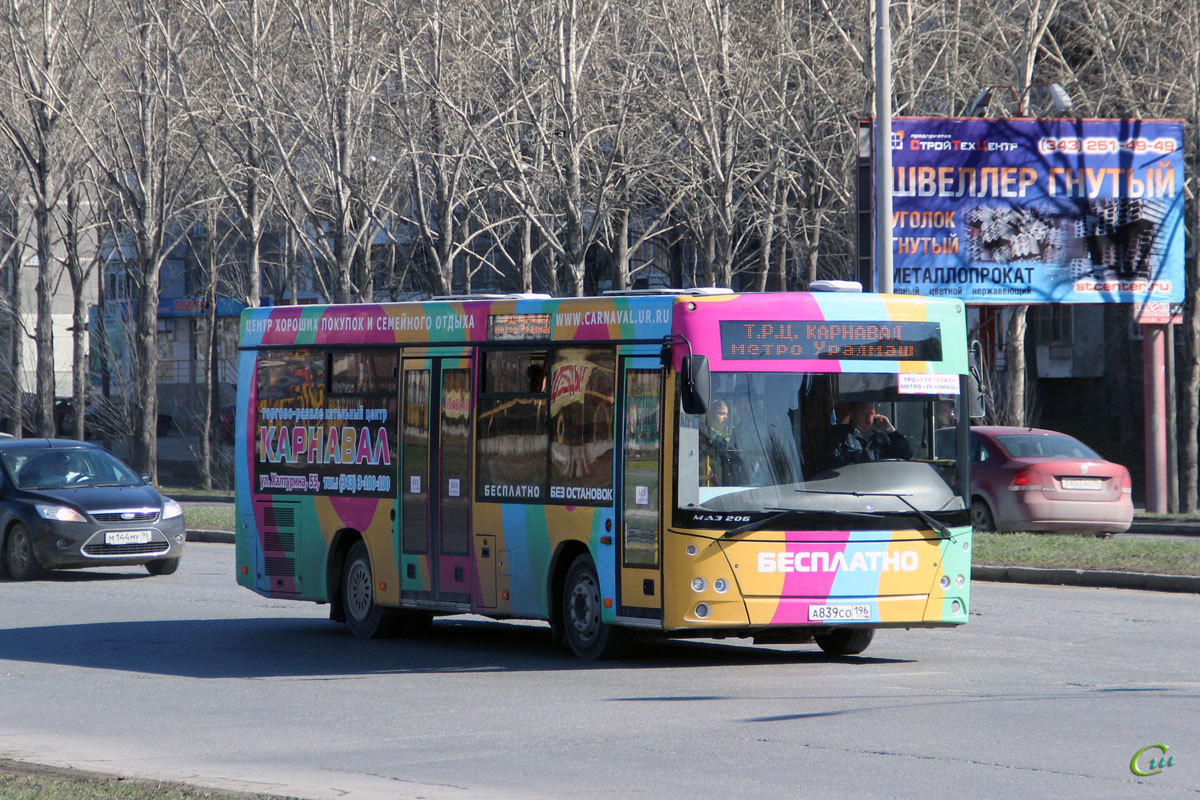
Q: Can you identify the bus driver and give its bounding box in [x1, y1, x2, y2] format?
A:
[827, 401, 912, 468]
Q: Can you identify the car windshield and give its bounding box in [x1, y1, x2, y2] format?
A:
[3, 447, 143, 490]
[995, 433, 1099, 459]
[677, 372, 965, 516]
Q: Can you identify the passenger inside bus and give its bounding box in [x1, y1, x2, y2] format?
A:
[699, 399, 734, 486]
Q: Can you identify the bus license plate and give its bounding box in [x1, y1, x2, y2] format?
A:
[105, 530, 153, 546]
[808, 604, 871, 622]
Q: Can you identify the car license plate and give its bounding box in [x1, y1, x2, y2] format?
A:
[1061, 477, 1102, 490]
[105, 530, 153, 545]
[808, 604, 871, 622]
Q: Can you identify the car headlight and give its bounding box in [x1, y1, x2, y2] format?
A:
[35, 503, 87, 523]
[162, 498, 184, 520]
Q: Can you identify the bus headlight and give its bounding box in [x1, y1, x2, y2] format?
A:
[713, 578, 728, 593]
[955, 574, 966, 588]
[939, 576, 951, 589]
[691, 577, 707, 593]
[694, 603, 710, 618]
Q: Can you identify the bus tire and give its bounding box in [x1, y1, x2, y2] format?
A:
[562, 554, 627, 660]
[815, 627, 874, 656]
[342, 540, 398, 639]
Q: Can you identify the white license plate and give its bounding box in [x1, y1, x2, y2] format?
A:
[808, 604, 872, 622]
[1061, 477, 1102, 490]
[105, 530, 153, 545]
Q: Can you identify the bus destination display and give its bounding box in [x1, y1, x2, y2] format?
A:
[488, 313, 552, 340]
[719, 320, 942, 361]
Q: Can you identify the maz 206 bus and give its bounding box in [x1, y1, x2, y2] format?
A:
[234, 289, 973, 659]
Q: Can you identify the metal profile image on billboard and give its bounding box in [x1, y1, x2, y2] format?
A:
[877, 117, 1184, 304]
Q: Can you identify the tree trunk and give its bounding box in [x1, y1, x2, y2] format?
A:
[519, 217, 534, 294]
[33, 167, 56, 437]
[65, 187, 89, 442]
[1181, 57, 1200, 513]
[1003, 305, 1028, 426]
[133, 246, 160, 480]
[611, 205, 630, 290]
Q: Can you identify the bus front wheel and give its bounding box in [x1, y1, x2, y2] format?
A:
[562, 554, 627, 660]
[814, 627, 875, 656]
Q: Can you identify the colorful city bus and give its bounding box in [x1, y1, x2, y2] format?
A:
[234, 289, 973, 659]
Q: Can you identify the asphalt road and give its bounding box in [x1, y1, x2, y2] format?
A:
[1, 543, 1197, 800]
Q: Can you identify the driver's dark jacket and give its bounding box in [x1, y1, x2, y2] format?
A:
[828, 424, 913, 467]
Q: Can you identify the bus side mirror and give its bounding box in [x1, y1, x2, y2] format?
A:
[680, 355, 711, 416]
[968, 340, 986, 418]
[968, 376, 985, 418]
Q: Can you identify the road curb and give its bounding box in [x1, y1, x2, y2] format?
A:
[1128, 521, 1200, 537]
[974, 565, 1200, 594]
[186, 530, 235, 544]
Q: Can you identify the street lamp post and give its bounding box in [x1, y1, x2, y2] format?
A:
[873, 0, 892, 294]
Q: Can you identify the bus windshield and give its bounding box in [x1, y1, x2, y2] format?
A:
[677, 371, 965, 517]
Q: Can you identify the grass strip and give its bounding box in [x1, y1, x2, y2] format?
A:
[0, 760, 295, 800]
[974, 532, 1200, 577]
[181, 505, 235, 532]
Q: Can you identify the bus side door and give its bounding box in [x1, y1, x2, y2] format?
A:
[616, 357, 663, 620]
[399, 356, 473, 609]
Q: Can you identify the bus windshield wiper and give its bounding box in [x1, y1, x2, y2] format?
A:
[791, 488, 953, 539]
[721, 507, 885, 539]
[722, 508, 791, 539]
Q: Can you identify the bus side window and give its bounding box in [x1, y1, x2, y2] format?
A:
[548, 348, 615, 504]
[483, 350, 547, 394]
[477, 350, 550, 502]
[330, 351, 398, 395]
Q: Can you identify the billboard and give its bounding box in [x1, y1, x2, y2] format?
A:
[877, 117, 1184, 304]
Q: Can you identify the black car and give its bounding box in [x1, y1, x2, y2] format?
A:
[0, 439, 186, 580]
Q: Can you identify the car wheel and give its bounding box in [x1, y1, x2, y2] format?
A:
[814, 627, 875, 656]
[341, 541, 400, 639]
[970, 499, 996, 532]
[145, 557, 181, 576]
[5, 523, 44, 580]
[562, 554, 628, 660]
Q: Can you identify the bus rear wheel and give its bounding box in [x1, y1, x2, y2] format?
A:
[814, 627, 875, 656]
[562, 554, 627, 660]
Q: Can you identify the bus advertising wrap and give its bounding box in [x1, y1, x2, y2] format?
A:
[883, 117, 1184, 304]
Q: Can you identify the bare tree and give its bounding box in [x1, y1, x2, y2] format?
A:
[175, 0, 291, 309]
[651, 0, 764, 288]
[72, 0, 203, 477]
[1052, 0, 1200, 508]
[60, 177, 103, 442]
[384, 0, 511, 297]
[0, 0, 102, 436]
[464, 0, 640, 296]
[0, 146, 31, 436]
[257, 0, 403, 304]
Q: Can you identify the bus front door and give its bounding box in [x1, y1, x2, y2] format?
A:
[616, 359, 663, 621]
[399, 357, 473, 610]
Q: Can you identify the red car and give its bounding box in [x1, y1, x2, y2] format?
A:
[961, 426, 1133, 533]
